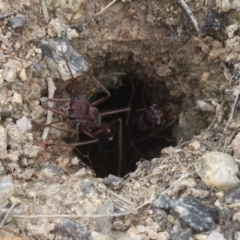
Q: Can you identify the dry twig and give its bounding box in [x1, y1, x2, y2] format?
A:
[177, 0, 200, 33]
[0, 202, 17, 230]
[94, 182, 135, 209]
[41, 0, 50, 23]
[41, 77, 56, 140]
[95, 0, 118, 16]
[224, 86, 240, 132]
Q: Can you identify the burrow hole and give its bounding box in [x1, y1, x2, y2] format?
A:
[66, 71, 180, 177]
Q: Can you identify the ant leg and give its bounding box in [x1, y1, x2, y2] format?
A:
[91, 96, 110, 107]
[93, 119, 123, 176]
[90, 76, 111, 107]
[100, 107, 130, 118]
[46, 127, 98, 148]
[61, 50, 77, 97]
[126, 80, 136, 126]
[91, 76, 110, 96]
[46, 139, 99, 148]
[41, 98, 69, 118]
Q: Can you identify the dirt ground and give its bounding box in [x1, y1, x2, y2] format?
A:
[1, 0, 240, 239]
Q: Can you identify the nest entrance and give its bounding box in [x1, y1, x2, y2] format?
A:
[73, 72, 177, 177]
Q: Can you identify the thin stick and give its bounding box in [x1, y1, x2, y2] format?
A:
[178, 0, 200, 33]
[42, 77, 57, 140]
[0, 203, 17, 230]
[41, 0, 49, 23]
[95, 182, 134, 207]
[95, 0, 118, 16]
[224, 93, 238, 132]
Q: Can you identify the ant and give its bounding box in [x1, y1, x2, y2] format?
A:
[129, 74, 176, 158]
[41, 47, 130, 176]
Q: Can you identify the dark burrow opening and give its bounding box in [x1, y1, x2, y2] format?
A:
[73, 73, 178, 177]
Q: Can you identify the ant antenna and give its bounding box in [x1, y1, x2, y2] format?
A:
[61, 48, 77, 98]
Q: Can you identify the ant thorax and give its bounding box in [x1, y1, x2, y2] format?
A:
[88, 107, 101, 129]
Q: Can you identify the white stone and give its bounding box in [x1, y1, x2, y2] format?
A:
[225, 23, 239, 38]
[0, 176, 14, 197]
[6, 123, 24, 149]
[195, 152, 239, 191]
[91, 231, 113, 240]
[23, 144, 39, 158]
[11, 93, 23, 105]
[216, 0, 231, 11]
[16, 116, 32, 132]
[232, 0, 240, 9]
[71, 157, 80, 165]
[207, 231, 225, 240]
[18, 68, 27, 81]
[21, 169, 34, 180]
[189, 141, 200, 150]
[0, 126, 7, 159]
[3, 59, 22, 82]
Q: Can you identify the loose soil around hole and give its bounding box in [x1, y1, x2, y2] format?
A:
[1, 0, 240, 239]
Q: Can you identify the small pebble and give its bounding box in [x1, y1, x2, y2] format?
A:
[12, 93, 23, 105]
[207, 231, 225, 240]
[195, 152, 239, 191]
[10, 14, 26, 29]
[19, 69, 27, 81]
[189, 141, 200, 150]
[16, 116, 32, 132]
[71, 157, 80, 165]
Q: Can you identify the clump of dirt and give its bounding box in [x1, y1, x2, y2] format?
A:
[1, 0, 240, 239]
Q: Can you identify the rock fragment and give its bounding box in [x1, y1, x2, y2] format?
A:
[0, 125, 8, 159]
[16, 116, 32, 132]
[23, 144, 39, 158]
[40, 37, 88, 80]
[104, 174, 124, 190]
[152, 194, 171, 210]
[3, 59, 22, 82]
[10, 14, 26, 29]
[224, 188, 240, 203]
[96, 199, 114, 235]
[54, 217, 89, 240]
[0, 176, 14, 209]
[6, 123, 24, 149]
[172, 228, 193, 240]
[195, 152, 239, 191]
[11, 93, 23, 105]
[207, 231, 225, 240]
[170, 197, 219, 232]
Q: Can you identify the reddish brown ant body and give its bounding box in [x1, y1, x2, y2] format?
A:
[41, 49, 130, 175]
[130, 74, 174, 143]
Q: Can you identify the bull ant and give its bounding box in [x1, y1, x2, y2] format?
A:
[41, 48, 130, 176]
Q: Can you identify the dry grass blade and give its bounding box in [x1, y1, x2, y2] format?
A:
[178, 0, 200, 33]
[0, 203, 17, 230]
[95, 0, 118, 16]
